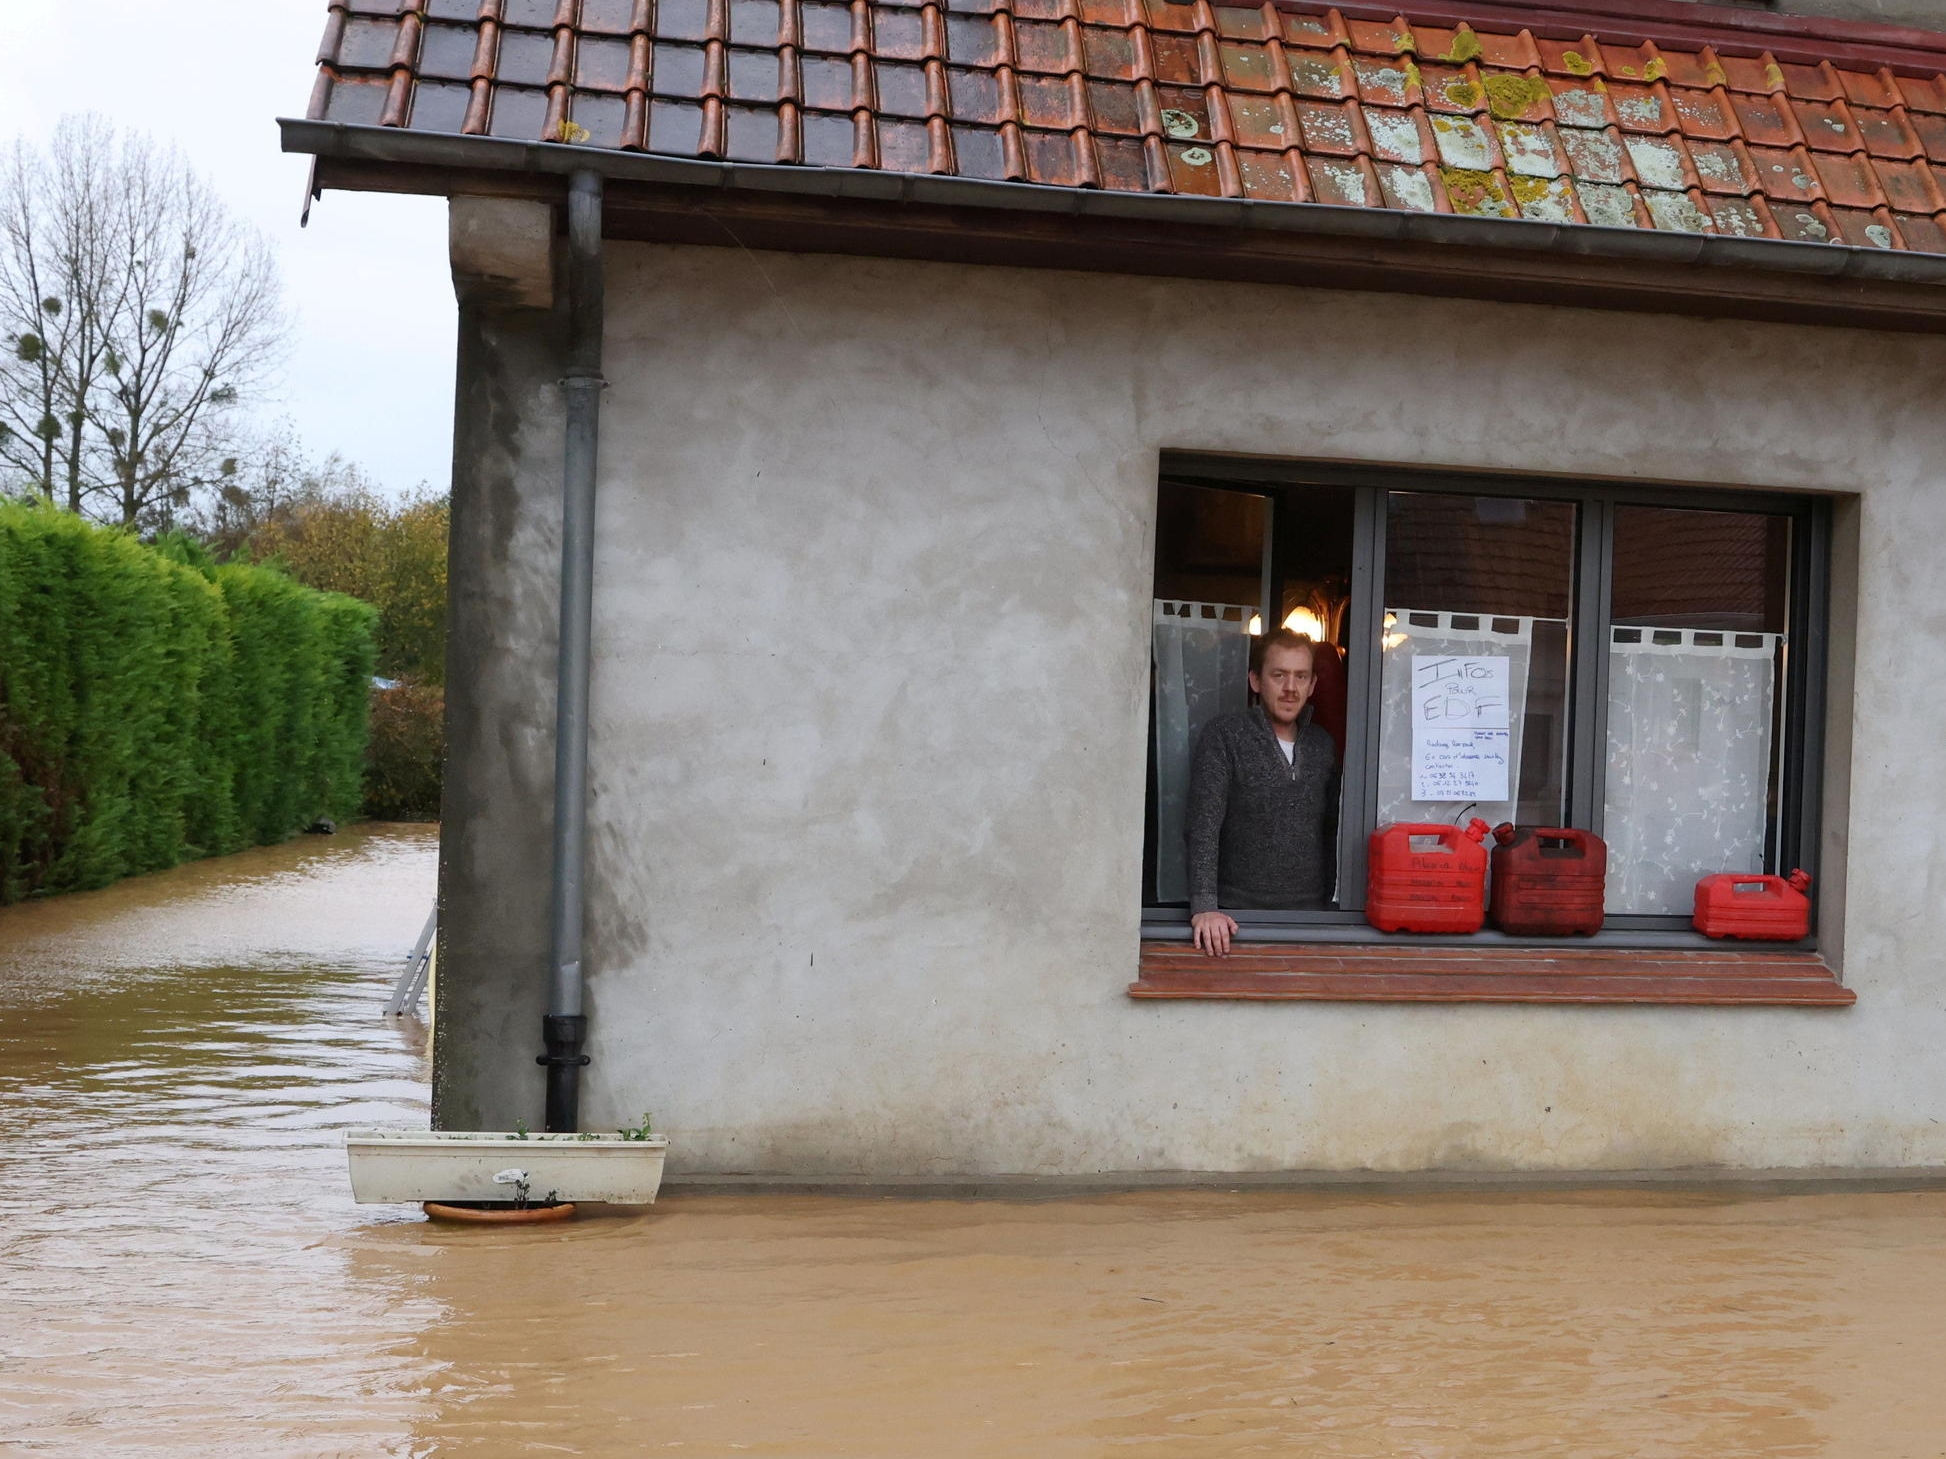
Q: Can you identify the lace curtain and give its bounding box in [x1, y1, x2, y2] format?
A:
[1151, 600, 1253, 904]
[1603, 627, 1781, 914]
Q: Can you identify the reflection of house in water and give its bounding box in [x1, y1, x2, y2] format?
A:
[288, 0, 1946, 1179]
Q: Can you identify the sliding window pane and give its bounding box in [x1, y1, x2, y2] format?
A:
[1604, 507, 1791, 913]
[1378, 493, 1576, 832]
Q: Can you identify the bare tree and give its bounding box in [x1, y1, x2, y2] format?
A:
[0, 117, 287, 527]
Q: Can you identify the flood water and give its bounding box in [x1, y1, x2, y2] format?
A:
[4, 827, 1946, 1456]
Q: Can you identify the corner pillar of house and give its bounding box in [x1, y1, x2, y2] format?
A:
[433, 200, 573, 1133]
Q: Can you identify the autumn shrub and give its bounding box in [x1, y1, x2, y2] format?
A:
[244, 486, 448, 685]
[0, 501, 376, 902]
[364, 679, 444, 822]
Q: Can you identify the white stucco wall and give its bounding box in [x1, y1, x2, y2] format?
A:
[550, 239, 1946, 1176]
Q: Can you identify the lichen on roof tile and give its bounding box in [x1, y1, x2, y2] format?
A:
[1774, 204, 1835, 242]
[1828, 206, 1897, 247]
[1793, 97, 1861, 152]
[1308, 155, 1376, 206]
[1560, 126, 1627, 184]
[1547, 79, 1610, 130]
[1607, 84, 1674, 135]
[1670, 88, 1736, 141]
[1239, 149, 1302, 200]
[1420, 65, 1487, 116]
[1296, 101, 1360, 157]
[1378, 161, 1437, 212]
[1352, 58, 1419, 109]
[1644, 189, 1715, 233]
[1288, 53, 1349, 100]
[1511, 173, 1576, 222]
[1748, 145, 1825, 201]
[1441, 166, 1516, 217]
[1577, 182, 1640, 228]
[1281, 12, 1338, 50]
[1364, 106, 1425, 164]
[1708, 195, 1772, 238]
[1625, 135, 1690, 192]
[1430, 113, 1496, 171]
[1689, 140, 1756, 195]
[1481, 73, 1551, 123]
[1497, 121, 1559, 178]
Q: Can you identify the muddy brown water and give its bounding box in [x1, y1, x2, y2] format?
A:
[4, 827, 1945, 1456]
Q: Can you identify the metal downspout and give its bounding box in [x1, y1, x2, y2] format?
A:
[539, 168, 605, 1132]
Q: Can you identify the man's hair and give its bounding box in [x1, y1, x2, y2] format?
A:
[1250, 627, 1317, 676]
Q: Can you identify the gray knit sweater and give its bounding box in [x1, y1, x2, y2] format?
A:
[1186, 706, 1338, 915]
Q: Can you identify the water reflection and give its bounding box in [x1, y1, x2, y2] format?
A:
[4, 827, 1946, 1455]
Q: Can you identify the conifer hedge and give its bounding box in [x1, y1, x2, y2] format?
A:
[0, 502, 377, 902]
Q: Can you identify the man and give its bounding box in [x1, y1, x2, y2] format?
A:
[1186, 629, 1339, 956]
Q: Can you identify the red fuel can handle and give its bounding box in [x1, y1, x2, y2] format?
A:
[1366, 819, 1491, 934]
[1489, 825, 1607, 937]
[1692, 869, 1813, 941]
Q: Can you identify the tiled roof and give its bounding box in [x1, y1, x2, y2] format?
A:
[308, 0, 1946, 255]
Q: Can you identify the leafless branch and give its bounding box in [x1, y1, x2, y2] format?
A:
[0, 116, 289, 526]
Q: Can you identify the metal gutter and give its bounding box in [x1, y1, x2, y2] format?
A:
[280, 117, 1946, 289]
[537, 168, 605, 1134]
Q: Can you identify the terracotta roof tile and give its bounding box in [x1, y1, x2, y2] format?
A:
[309, 0, 1946, 255]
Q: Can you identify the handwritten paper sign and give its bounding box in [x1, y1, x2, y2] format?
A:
[1411, 655, 1511, 802]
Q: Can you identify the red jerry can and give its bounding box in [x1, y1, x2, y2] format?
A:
[1489, 825, 1606, 936]
[1366, 819, 1491, 934]
[1693, 869, 1813, 940]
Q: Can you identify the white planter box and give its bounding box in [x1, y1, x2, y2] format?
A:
[345, 1128, 668, 1205]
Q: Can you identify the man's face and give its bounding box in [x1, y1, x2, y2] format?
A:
[1250, 642, 1316, 729]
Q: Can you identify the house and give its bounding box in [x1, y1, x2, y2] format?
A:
[288, 0, 1946, 1179]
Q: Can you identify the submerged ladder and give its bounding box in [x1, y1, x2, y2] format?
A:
[386, 905, 438, 1017]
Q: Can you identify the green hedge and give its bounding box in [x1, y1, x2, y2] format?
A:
[0, 502, 377, 902]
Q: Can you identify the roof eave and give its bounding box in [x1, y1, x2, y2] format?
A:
[280, 117, 1946, 323]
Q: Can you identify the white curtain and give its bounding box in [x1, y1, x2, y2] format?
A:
[1604, 627, 1780, 914]
[1151, 600, 1253, 904]
[1378, 609, 1548, 831]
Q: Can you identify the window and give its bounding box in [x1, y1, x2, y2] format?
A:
[1140, 457, 1836, 988]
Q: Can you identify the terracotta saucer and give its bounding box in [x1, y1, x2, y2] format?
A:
[423, 1200, 577, 1224]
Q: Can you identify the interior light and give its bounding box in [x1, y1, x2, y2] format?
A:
[1247, 613, 1263, 635]
[1282, 607, 1326, 639]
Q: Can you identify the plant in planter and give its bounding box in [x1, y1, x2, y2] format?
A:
[491, 1167, 561, 1210]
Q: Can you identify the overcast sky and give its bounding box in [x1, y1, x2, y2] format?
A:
[0, 0, 456, 495]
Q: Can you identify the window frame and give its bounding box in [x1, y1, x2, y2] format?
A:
[1142, 452, 1832, 954]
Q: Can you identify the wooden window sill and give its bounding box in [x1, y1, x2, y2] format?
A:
[1130, 942, 1855, 1006]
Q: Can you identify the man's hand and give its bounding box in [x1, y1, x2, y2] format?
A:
[1191, 911, 1238, 957]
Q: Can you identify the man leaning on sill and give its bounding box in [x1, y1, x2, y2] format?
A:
[1185, 628, 1340, 957]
